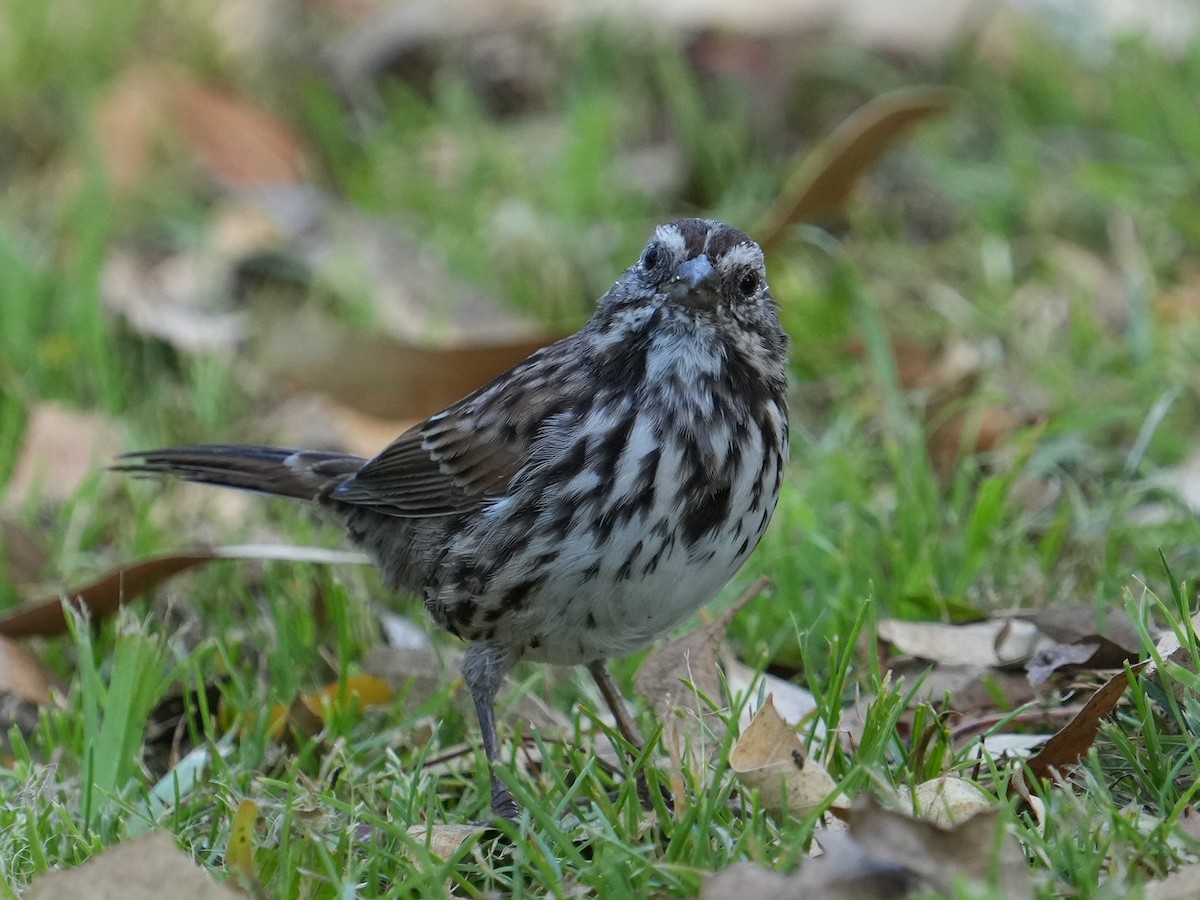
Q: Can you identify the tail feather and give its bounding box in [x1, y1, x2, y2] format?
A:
[114, 445, 367, 502]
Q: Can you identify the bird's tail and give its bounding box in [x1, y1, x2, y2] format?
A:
[114, 445, 367, 502]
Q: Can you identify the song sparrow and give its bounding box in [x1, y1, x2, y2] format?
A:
[118, 218, 790, 818]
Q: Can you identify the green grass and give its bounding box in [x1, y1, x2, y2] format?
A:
[4, 3, 1200, 896]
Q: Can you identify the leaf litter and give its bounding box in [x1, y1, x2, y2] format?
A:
[703, 798, 1032, 900]
[26, 831, 243, 900]
[729, 696, 846, 820]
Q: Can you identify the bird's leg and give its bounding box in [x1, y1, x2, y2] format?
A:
[587, 660, 656, 809]
[463, 642, 519, 820]
[588, 660, 644, 749]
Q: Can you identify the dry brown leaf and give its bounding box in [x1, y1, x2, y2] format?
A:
[926, 405, 1033, 478]
[878, 618, 1041, 669]
[1005, 603, 1143, 657]
[890, 661, 1040, 719]
[101, 247, 244, 354]
[703, 798, 1031, 900]
[26, 830, 243, 900]
[255, 306, 556, 421]
[1177, 806, 1200, 843]
[756, 86, 958, 246]
[702, 849, 913, 900]
[846, 336, 1034, 475]
[406, 823, 485, 860]
[634, 578, 770, 775]
[1023, 661, 1149, 784]
[848, 800, 1033, 898]
[729, 695, 845, 819]
[900, 777, 993, 828]
[274, 691, 327, 742]
[5, 404, 121, 509]
[95, 66, 306, 190]
[172, 79, 306, 186]
[1005, 603, 1142, 685]
[0, 634, 62, 705]
[93, 65, 171, 191]
[0, 545, 369, 638]
[1146, 863, 1200, 900]
[0, 515, 49, 586]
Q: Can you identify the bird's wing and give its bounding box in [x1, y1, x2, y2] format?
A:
[329, 345, 560, 518]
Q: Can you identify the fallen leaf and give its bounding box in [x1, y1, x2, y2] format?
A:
[1025, 640, 1106, 686]
[703, 799, 1031, 900]
[225, 799, 259, 883]
[1004, 602, 1143, 655]
[0, 634, 62, 705]
[94, 66, 306, 190]
[849, 800, 1033, 898]
[1146, 863, 1200, 900]
[92, 65, 168, 191]
[4, 404, 121, 509]
[729, 695, 845, 819]
[846, 336, 1034, 476]
[926, 405, 1033, 478]
[891, 661, 1040, 716]
[900, 776, 993, 827]
[101, 247, 244, 354]
[0, 545, 370, 638]
[1177, 806, 1200, 843]
[26, 830, 243, 899]
[878, 618, 1041, 668]
[255, 306, 557, 421]
[0, 516, 49, 585]
[702, 848, 914, 900]
[406, 823, 484, 860]
[1023, 661, 1150, 784]
[172, 78, 306, 186]
[756, 86, 958, 245]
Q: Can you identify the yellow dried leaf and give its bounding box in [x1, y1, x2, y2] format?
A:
[728, 695, 845, 819]
[225, 799, 259, 882]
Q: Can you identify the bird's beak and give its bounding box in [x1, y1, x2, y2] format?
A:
[669, 254, 720, 311]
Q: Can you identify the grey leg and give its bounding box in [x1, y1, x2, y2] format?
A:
[463, 642, 519, 819]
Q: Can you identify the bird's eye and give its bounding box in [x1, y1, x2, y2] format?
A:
[642, 244, 660, 270]
[738, 271, 760, 296]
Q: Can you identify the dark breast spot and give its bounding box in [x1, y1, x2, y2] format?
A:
[593, 411, 635, 481]
[499, 577, 543, 613]
[682, 482, 731, 546]
[616, 540, 643, 581]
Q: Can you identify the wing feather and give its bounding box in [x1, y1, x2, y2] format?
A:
[329, 346, 561, 517]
